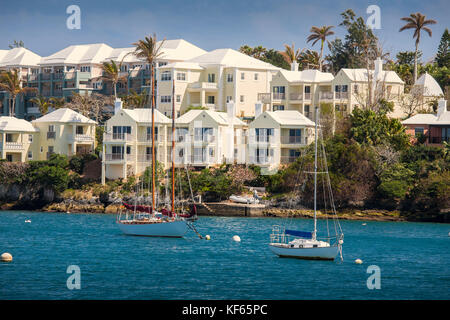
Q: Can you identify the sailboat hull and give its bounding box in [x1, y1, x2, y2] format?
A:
[269, 244, 339, 260]
[117, 220, 188, 237]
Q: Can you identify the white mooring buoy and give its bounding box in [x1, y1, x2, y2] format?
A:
[232, 235, 241, 242]
[1, 253, 13, 262]
[362, 223, 367, 226]
[355, 259, 363, 264]
[25, 219, 31, 223]
[205, 235, 211, 240]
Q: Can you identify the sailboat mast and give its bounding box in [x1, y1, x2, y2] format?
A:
[151, 63, 156, 212]
[171, 78, 175, 216]
[313, 107, 319, 240]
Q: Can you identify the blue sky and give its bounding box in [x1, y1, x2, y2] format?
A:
[0, 0, 448, 62]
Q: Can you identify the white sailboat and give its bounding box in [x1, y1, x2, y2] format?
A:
[117, 79, 192, 237]
[269, 107, 344, 261]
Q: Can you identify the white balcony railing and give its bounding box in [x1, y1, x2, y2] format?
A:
[248, 156, 273, 165]
[68, 134, 94, 142]
[319, 91, 334, 100]
[103, 133, 134, 142]
[1, 142, 24, 150]
[280, 136, 306, 144]
[272, 93, 285, 100]
[289, 93, 303, 100]
[335, 92, 348, 99]
[304, 93, 311, 100]
[188, 82, 218, 90]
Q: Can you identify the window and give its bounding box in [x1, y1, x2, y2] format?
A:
[161, 95, 171, 103]
[207, 96, 215, 104]
[27, 151, 33, 160]
[194, 127, 213, 142]
[342, 85, 348, 92]
[178, 148, 184, 158]
[146, 126, 158, 140]
[255, 128, 274, 142]
[415, 127, 425, 137]
[241, 72, 245, 80]
[6, 155, 12, 162]
[126, 146, 131, 154]
[176, 95, 181, 103]
[177, 73, 186, 81]
[112, 146, 124, 154]
[28, 134, 33, 143]
[304, 86, 311, 93]
[80, 66, 91, 72]
[48, 125, 55, 132]
[335, 85, 341, 92]
[48, 146, 54, 153]
[289, 149, 301, 158]
[254, 73, 259, 80]
[208, 73, 215, 83]
[289, 129, 302, 143]
[40, 146, 43, 153]
[158, 62, 167, 67]
[6, 133, 13, 142]
[226, 96, 233, 103]
[354, 84, 359, 94]
[240, 95, 244, 103]
[76, 126, 83, 134]
[335, 104, 340, 111]
[112, 126, 131, 139]
[273, 105, 284, 111]
[161, 71, 171, 81]
[227, 74, 233, 82]
[176, 128, 188, 142]
[209, 147, 214, 157]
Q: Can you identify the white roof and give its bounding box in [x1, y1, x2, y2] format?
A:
[103, 39, 206, 64]
[176, 109, 246, 126]
[40, 43, 114, 65]
[256, 110, 315, 127]
[402, 112, 450, 125]
[32, 108, 96, 124]
[340, 68, 404, 84]
[415, 73, 444, 97]
[121, 108, 170, 124]
[277, 69, 334, 83]
[0, 48, 41, 67]
[160, 62, 204, 70]
[188, 48, 279, 70]
[0, 116, 38, 132]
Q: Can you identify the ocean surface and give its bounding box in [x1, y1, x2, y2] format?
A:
[0, 211, 449, 300]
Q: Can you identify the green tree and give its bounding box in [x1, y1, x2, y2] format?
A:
[378, 163, 415, 201]
[396, 50, 422, 66]
[30, 96, 51, 114]
[435, 28, 449, 68]
[280, 43, 303, 66]
[0, 69, 36, 115]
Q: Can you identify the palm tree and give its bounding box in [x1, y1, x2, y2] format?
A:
[102, 60, 122, 99]
[298, 50, 321, 70]
[280, 43, 304, 69]
[399, 13, 437, 83]
[0, 69, 35, 116]
[132, 34, 165, 210]
[30, 96, 51, 115]
[49, 97, 66, 109]
[306, 25, 334, 71]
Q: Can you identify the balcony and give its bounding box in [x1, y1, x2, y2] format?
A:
[249, 135, 277, 144]
[335, 92, 348, 99]
[257, 93, 271, 104]
[272, 93, 285, 100]
[188, 82, 218, 90]
[304, 93, 311, 100]
[249, 156, 273, 165]
[319, 92, 334, 100]
[1, 142, 24, 150]
[280, 135, 306, 145]
[103, 133, 134, 142]
[27, 107, 40, 114]
[280, 156, 298, 164]
[289, 93, 303, 101]
[47, 131, 56, 139]
[193, 134, 215, 144]
[68, 134, 94, 143]
[105, 153, 124, 161]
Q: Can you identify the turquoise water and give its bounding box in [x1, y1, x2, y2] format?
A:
[0, 211, 449, 300]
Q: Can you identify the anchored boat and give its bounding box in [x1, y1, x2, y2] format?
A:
[268, 107, 344, 261]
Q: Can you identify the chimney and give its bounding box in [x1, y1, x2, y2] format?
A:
[114, 98, 123, 115]
[255, 101, 262, 118]
[226, 100, 235, 124]
[437, 99, 447, 118]
[291, 61, 299, 71]
[374, 57, 383, 81]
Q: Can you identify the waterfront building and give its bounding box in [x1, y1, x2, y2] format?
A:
[402, 99, 450, 145]
[247, 110, 315, 170]
[265, 67, 334, 121]
[156, 48, 279, 117]
[0, 116, 38, 162]
[31, 108, 96, 160]
[331, 58, 405, 118]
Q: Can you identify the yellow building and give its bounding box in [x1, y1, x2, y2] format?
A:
[32, 108, 96, 160]
[0, 117, 38, 162]
[157, 48, 279, 117]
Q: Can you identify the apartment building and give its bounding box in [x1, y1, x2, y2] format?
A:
[248, 110, 315, 170]
[266, 68, 334, 121]
[0, 116, 38, 162]
[101, 107, 171, 182]
[31, 108, 96, 160]
[331, 58, 405, 118]
[402, 99, 450, 145]
[0, 47, 42, 118]
[157, 48, 279, 117]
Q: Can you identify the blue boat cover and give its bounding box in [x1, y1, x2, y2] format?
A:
[285, 229, 313, 239]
